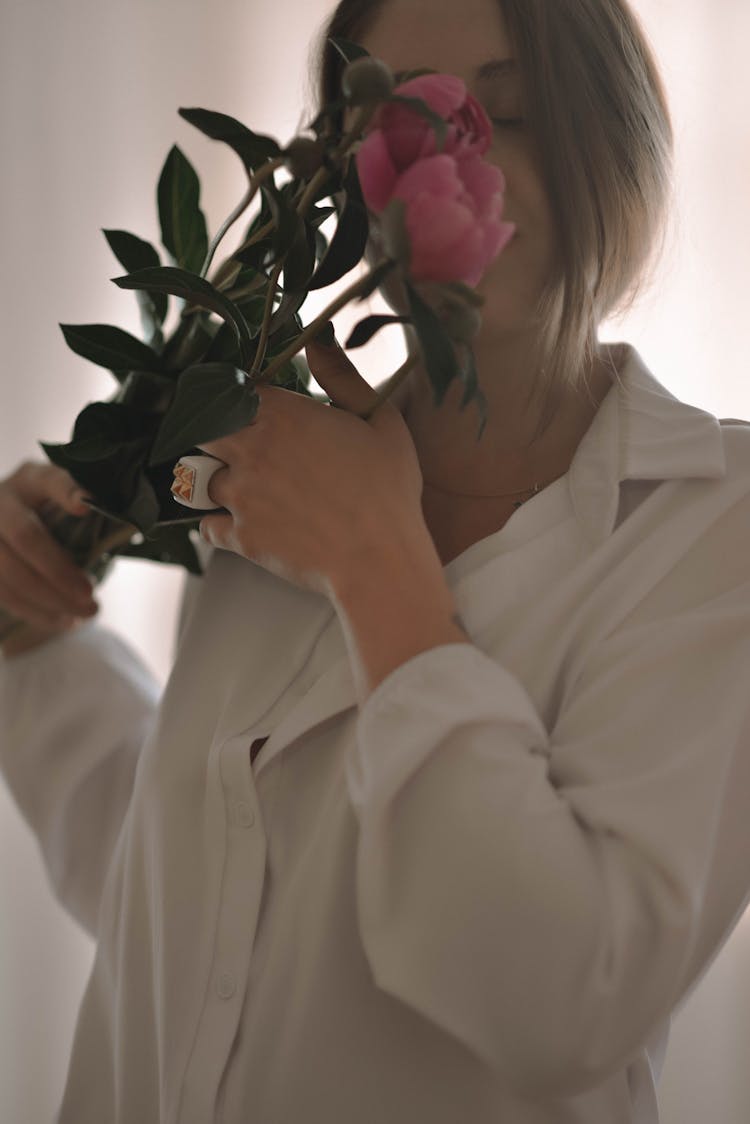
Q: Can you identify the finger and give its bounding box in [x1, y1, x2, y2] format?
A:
[0, 539, 98, 620]
[199, 513, 233, 549]
[205, 465, 232, 510]
[0, 570, 79, 633]
[305, 330, 380, 417]
[10, 461, 92, 516]
[0, 490, 99, 607]
[194, 435, 241, 461]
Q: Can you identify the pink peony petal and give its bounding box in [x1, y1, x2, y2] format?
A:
[404, 193, 487, 284]
[355, 130, 398, 212]
[394, 73, 468, 119]
[392, 154, 464, 204]
[456, 152, 506, 212]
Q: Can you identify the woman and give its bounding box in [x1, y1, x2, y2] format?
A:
[1, 1, 749, 1121]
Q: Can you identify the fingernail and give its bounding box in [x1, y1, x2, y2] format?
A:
[315, 320, 337, 347]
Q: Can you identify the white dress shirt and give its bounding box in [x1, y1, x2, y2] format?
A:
[2, 341, 750, 1124]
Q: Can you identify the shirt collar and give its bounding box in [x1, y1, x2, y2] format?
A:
[568, 342, 727, 548]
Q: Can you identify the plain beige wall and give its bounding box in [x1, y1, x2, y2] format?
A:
[0, 1, 748, 1121]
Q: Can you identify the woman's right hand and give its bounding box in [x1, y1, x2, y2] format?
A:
[0, 461, 101, 656]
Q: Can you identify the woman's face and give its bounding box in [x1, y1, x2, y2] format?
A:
[353, 0, 560, 344]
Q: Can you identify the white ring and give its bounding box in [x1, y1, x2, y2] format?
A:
[171, 454, 226, 510]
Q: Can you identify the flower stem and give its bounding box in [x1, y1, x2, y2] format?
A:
[359, 350, 420, 421]
[200, 156, 286, 280]
[252, 257, 398, 388]
[249, 257, 285, 377]
[84, 523, 139, 569]
[248, 159, 356, 378]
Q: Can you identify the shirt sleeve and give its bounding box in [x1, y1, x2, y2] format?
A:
[345, 536, 750, 1098]
[0, 622, 160, 940]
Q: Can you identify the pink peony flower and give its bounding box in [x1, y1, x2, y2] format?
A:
[355, 72, 516, 287]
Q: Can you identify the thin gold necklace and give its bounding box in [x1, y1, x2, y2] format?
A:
[422, 479, 546, 507]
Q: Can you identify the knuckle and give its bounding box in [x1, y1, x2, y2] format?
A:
[6, 508, 42, 552]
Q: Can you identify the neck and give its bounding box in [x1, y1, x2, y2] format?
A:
[390, 328, 614, 497]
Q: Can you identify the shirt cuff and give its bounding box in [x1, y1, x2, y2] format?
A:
[348, 642, 550, 812]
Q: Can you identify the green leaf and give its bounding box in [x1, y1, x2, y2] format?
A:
[355, 258, 398, 303]
[310, 204, 336, 228]
[41, 401, 163, 532]
[125, 470, 161, 531]
[345, 314, 411, 349]
[259, 179, 304, 268]
[328, 37, 371, 64]
[116, 370, 176, 412]
[440, 280, 486, 308]
[386, 94, 448, 152]
[393, 68, 438, 83]
[59, 323, 167, 381]
[178, 107, 281, 172]
[148, 361, 260, 466]
[404, 281, 462, 407]
[281, 215, 316, 295]
[118, 522, 204, 574]
[101, 229, 169, 325]
[160, 313, 219, 373]
[112, 267, 256, 369]
[306, 96, 349, 140]
[307, 158, 369, 290]
[157, 145, 209, 274]
[456, 344, 488, 441]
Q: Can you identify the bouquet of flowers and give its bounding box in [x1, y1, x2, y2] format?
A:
[0, 38, 515, 643]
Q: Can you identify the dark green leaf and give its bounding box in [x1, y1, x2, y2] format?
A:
[344, 314, 411, 349]
[112, 267, 255, 369]
[328, 37, 370, 64]
[456, 344, 488, 441]
[305, 96, 349, 140]
[178, 107, 281, 172]
[307, 158, 369, 290]
[259, 179, 303, 268]
[441, 280, 485, 308]
[393, 67, 438, 83]
[405, 281, 462, 407]
[148, 362, 259, 465]
[118, 522, 203, 574]
[282, 215, 316, 295]
[355, 258, 398, 302]
[102, 229, 169, 325]
[41, 402, 162, 532]
[59, 323, 167, 380]
[116, 370, 176, 412]
[124, 471, 161, 531]
[310, 204, 336, 228]
[157, 145, 209, 274]
[160, 313, 219, 373]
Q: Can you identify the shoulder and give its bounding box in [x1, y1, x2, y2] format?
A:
[718, 416, 750, 489]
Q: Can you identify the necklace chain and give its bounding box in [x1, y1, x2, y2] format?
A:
[422, 479, 545, 504]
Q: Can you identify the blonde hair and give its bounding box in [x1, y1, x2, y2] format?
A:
[306, 0, 675, 438]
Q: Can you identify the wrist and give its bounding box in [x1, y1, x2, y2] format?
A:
[328, 522, 471, 704]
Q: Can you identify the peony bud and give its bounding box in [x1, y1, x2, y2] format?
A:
[283, 136, 327, 179]
[342, 57, 395, 106]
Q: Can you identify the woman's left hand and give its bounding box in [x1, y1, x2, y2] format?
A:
[196, 331, 425, 597]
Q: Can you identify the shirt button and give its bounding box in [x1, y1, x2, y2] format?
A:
[216, 972, 236, 1000]
[235, 802, 255, 828]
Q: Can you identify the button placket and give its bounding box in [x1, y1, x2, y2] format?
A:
[178, 734, 267, 1124]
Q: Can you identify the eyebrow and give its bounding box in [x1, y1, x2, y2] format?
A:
[475, 58, 518, 81]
